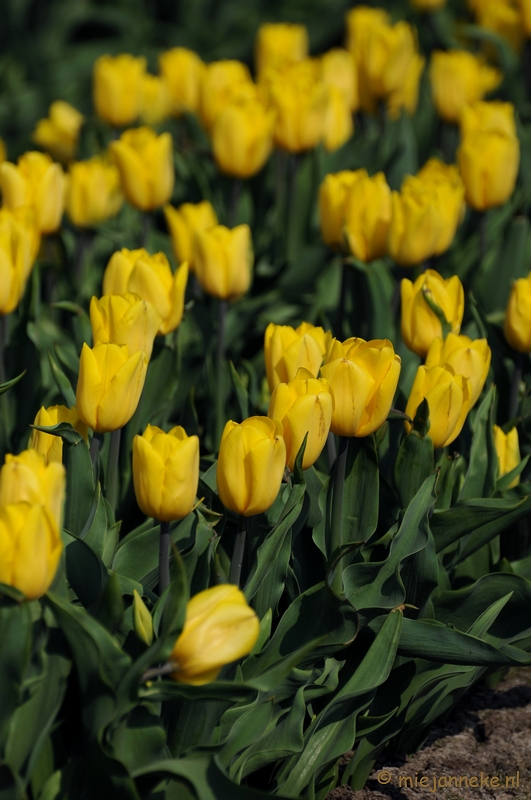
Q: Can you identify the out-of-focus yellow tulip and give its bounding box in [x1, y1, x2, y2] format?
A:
[217, 416, 286, 516]
[405, 364, 472, 448]
[321, 48, 359, 112]
[318, 170, 362, 249]
[158, 48, 205, 115]
[504, 272, 531, 352]
[264, 321, 332, 391]
[268, 368, 332, 470]
[344, 170, 392, 262]
[90, 293, 161, 360]
[193, 224, 252, 300]
[493, 425, 520, 486]
[429, 51, 501, 124]
[472, 0, 524, 52]
[519, 0, 531, 34]
[132, 424, 199, 522]
[139, 74, 171, 125]
[0, 208, 38, 315]
[65, 155, 123, 228]
[255, 23, 309, 74]
[0, 151, 65, 234]
[401, 269, 464, 358]
[76, 343, 148, 433]
[0, 448, 65, 533]
[415, 159, 465, 256]
[425, 333, 491, 406]
[110, 127, 174, 212]
[93, 54, 146, 127]
[200, 60, 256, 132]
[410, 0, 446, 9]
[133, 589, 153, 646]
[29, 405, 88, 465]
[460, 100, 517, 138]
[211, 98, 275, 178]
[387, 52, 425, 119]
[163, 200, 218, 271]
[322, 86, 354, 152]
[103, 248, 188, 336]
[170, 585, 259, 684]
[32, 101, 84, 164]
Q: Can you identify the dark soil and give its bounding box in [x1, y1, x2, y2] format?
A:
[327, 668, 531, 800]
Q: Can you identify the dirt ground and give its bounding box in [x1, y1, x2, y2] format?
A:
[327, 668, 531, 800]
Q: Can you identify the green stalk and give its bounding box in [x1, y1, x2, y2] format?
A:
[330, 436, 349, 594]
[229, 516, 247, 587]
[159, 520, 171, 595]
[106, 427, 121, 516]
[215, 298, 227, 451]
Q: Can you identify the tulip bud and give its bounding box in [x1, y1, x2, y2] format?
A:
[158, 48, 205, 115]
[132, 424, 199, 522]
[504, 272, 531, 352]
[264, 321, 332, 391]
[32, 100, 84, 164]
[318, 170, 363, 249]
[163, 200, 218, 271]
[170, 585, 260, 684]
[405, 364, 472, 448]
[321, 48, 359, 112]
[425, 333, 491, 406]
[429, 50, 501, 124]
[0, 448, 65, 534]
[65, 155, 123, 228]
[93, 53, 146, 127]
[193, 224, 252, 300]
[76, 343, 148, 433]
[410, 0, 446, 9]
[268, 368, 333, 471]
[255, 23, 309, 74]
[322, 86, 354, 152]
[139, 74, 171, 125]
[212, 99, 275, 178]
[493, 425, 520, 487]
[0, 151, 65, 234]
[0, 208, 38, 315]
[29, 405, 88, 465]
[133, 589, 153, 646]
[90, 293, 161, 360]
[401, 269, 464, 358]
[110, 127, 174, 212]
[217, 417, 286, 516]
[321, 337, 401, 437]
[200, 61, 256, 133]
[343, 170, 392, 262]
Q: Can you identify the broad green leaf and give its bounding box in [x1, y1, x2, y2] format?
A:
[459, 386, 497, 501]
[0, 603, 32, 750]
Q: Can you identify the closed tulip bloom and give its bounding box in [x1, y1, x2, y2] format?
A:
[0, 449, 65, 533]
[322, 86, 354, 152]
[76, 343, 148, 433]
[321, 48, 359, 112]
[493, 425, 520, 486]
[65, 155, 123, 228]
[212, 99, 275, 178]
[415, 159, 465, 255]
[460, 100, 517, 139]
[140, 74, 171, 125]
[170, 585, 259, 684]
[401, 269, 464, 358]
[90, 293, 161, 360]
[430, 51, 501, 124]
[164, 200, 218, 270]
[255, 23, 309, 74]
[405, 364, 472, 448]
[344, 170, 392, 262]
[0, 208, 38, 315]
[504, 273, 531, 352]
[103, 248, 188, 336]
[268, 369, 333, 470]
[29, 405, 88, 465]
[133, 425, 199, 522]
[110, 127, 173, 212]
[457, 129, 519, 211]
[264, 321, 332, 391]
[159, 48, 205, 115]
[410, 0, 446, 9]
[93, 53, 146, 127]
[425, 333, 491, 406]
[1, 151, 65, 234]
[387, 52, 425, 119]
[318, 170, 363, 249]
[193, 224, 252, 300]
[217, 417, 286, 516]
[32, 100, 84, 164]
[200, 60, 256, 132]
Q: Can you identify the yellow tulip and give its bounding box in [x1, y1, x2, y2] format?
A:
[65, 155, 123, 228]
[268, 369, 333, 471]
[410, 0, 446, 9]
[425, 333, 491, 406]
[76, 343, 148, 433]
[519, 0, 531, 34]
[0, 151, 65, 234]
[343, 170, 392, 262]
[139, 74, 171, 125]
[110, 127, 174, 212]
[264, 321, 332, 391]
[0, 208, 38, 315]
[193, 224, 252, 300]
[93, 53, 146, 127]
[318, 170, 363, 249]
[472, 0, 524, 53]
[103, 248, 188, 336]
[504, 272, 531, 352]
[32, 100, 84, 164]
[322, 86, 354, 152]
[321, 337, 401, 438]
[460, 100, 517, 139]
[415, 159, 465, 256]
[29, 405, 88, 465]
[200, 60, 256, 133]
[493, 425, 520, 487]
[429, 51, 501, 124]
[0, 448, 65, 533]
[163, 200, 218, 271]
[170, 585, 259, 684]
[321, 48, 359, 112]
[132, 425, 199, 522]
[217, 416, 286, 516]
[255, 22, 309, 74]
[401, 269, 464, 358]
[211, 98, 275, 178]
[405, 364, 472, 448]
[90, 293, 161, 360]
[387, 52, 425, 119]
[158, 48, 205, 115]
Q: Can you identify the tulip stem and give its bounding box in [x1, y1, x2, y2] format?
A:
[215, 298, 227, 451]
[106, 428, 121, 516]
[326, 432, 337, 473]
[509, 353, 525, 420]
[159, 520, 171, 596]
[229, 516, 247, 587]
[330, 436, 349, 595]
[229, 179, 241, 228]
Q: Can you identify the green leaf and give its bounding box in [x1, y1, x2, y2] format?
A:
[422, 287, 451, 338]
[459, 386, 497, 500]
[48, 351, 76, 407]
[0, 370, 26, 398]
[65, 537, 108, 609]
[395, 430, 434, 508]
[342, 436, 379, 544]
[0, 603, 31, 750]
[229, 362, 249, 421]
[139, 681, 255, 704]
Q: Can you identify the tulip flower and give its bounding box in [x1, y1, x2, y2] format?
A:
[425, 333, 491, 406]
[32, 100, 84, 164]
[0, 151, 65, 234]
[322, 86, 354, 152]
[415, 159, 466, 256]
[321, 48, 359, 112]
[0, 448, 65, 533]
[139, 74, 171, 125]
[321, 337, 401, 438]
[132, 425, 199, 522]
[90, 293, 161, 360]
[76, 343, 148, 434]
[193, 224, 252, 300]
[429, 51, 501, 124]
[169, 585, 259, 684]
[255, 22, 309, 74]
[520, 0, 531, 35]
[343, 170, 392, 262]
[163, 200, 218, 270]
[93, 53, 146, 127]
[264, 321, 332, 391]
[504, 272, 531, 352]
[401, 269, 464, 358]
[65, 155, 123, 228]
[493, 425, 520, 487]
[268, 369, 333, 471]
[318, 170, 363, 249]
[29, 405, 88, 465]
[211, 98, 275, 178]
[110, 126, 173, 212]
[405, 364, 472, 448]
[158, 47, 205, 115]
[217, 417, 286, 516]
[471, 0, 523, 53]
[387, 52, 425, 119]
[199, 60, 256, 133]
[0, 208, 38, 315]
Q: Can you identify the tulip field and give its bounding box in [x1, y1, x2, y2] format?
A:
[2, 0, 531, 797]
